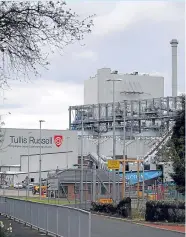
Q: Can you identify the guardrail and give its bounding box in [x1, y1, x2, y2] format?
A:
[0, 197, 91, 237]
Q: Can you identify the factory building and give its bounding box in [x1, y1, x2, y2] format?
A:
[68, 39, 182, 184]
[0, 128, 78, 183]
[84, 68, 164, 105]
[0, 39, 181, 187]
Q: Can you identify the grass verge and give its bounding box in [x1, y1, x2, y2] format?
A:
[9, 196, 77, 205]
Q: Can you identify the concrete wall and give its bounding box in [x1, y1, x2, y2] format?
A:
[84, 68, 164, 105]
[84, 76, 98, 104]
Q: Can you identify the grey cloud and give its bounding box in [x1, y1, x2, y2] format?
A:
[38, 18, 184, 93]
[24, 2, 184, 95]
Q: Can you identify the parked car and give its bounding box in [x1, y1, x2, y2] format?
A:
[14, 183, 23, 189]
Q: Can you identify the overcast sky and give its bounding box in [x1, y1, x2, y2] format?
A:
[1, 0, 185, 130]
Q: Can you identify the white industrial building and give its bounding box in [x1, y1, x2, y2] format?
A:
[0, 128, 78, 183]
[84, 68, 164, 105]
[69, 39, 181, 184]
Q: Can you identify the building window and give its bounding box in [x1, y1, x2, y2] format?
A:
[60, 184, 68, 194]
[63, 185, 68, 194]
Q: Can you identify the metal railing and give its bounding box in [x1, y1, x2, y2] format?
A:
[0, 197, 91, 237]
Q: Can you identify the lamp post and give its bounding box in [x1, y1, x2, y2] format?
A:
[122, 101, 126, 199]
[39, 120, 45, 200]
[27, 132, 32, 198]
[80, 106, 84, 205]
[106, 78, 122, 202]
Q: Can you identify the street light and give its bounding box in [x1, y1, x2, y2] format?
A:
[80, 106, 84, 205]
[39, 120, 45, 200]
[106, 78, 122, 202]
[27, 131, 32, 199]
[122, 101, 126, 199]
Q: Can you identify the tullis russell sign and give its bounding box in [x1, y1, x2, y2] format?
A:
[9, 135, 64, 148]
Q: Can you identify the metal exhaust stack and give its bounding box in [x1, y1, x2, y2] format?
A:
[170, 39, 178, 97]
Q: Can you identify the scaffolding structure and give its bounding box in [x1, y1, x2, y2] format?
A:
[69, 96, 183, 137]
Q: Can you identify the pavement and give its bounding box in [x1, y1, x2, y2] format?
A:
[144, 223, 185, 233]
[91, 214, 185, 237]
[0, 216, 46, 236]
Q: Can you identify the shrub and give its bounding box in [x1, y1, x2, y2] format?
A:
[117, 197, 131, 218]
[90, 202, 117, 213]
[145, 200, 185, 223]
[91, 197, 131, 218]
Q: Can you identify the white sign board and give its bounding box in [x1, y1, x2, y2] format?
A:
[48, 178, 58, 191]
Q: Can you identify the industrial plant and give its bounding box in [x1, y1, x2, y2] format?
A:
[0, 39, 184, 203]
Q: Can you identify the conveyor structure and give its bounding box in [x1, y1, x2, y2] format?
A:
[69, 96, 183, 136]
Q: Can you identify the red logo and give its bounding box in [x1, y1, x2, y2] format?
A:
[54, 135, 63, 147]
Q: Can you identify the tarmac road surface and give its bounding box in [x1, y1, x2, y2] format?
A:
[91, 215, 184, 237]
[0, 208, 184, 237]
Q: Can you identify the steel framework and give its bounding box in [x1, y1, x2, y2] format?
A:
[69, 96, 183, 136]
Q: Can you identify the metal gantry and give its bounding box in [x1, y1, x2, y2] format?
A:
[69, 96, 183, 136]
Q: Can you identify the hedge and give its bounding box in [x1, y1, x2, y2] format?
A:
[145, 200, 185, 223]
[91, 197, 131, 218]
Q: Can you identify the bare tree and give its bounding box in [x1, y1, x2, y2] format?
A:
[0, 1, 94, 80]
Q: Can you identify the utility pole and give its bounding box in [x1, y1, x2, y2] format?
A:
[122, 101, 126, 198]
[112, 79, 116, 202]
[80, 107, 84, 205]
[27, 132, 31, 199]
[39, 120, 45, 200]
[106, 78, 122, 202]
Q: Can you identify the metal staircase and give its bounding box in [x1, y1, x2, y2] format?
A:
[88, 152, 111, 169]
[144, 127, 173, 163]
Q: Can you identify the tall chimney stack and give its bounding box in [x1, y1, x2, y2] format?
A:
[170, 39, 178, 97]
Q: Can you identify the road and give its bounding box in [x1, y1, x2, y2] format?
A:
[91, 215, 184, 237]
